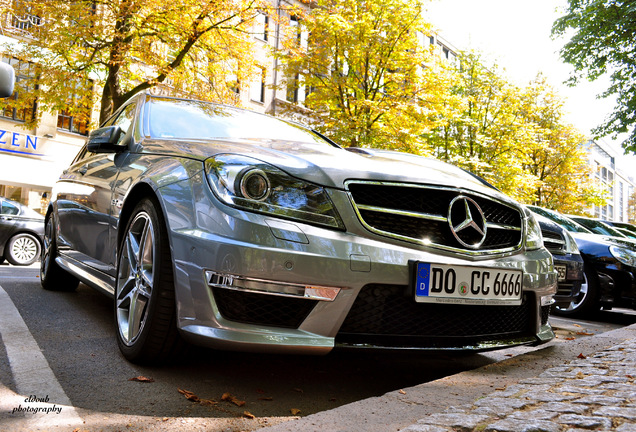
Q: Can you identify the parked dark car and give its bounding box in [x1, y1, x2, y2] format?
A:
[533, 214, 584, 310]
[42, 92, 557, 364]
[567, 214, 636, 243]
[601, 220, 636, 239]
[0, 197, 44, 266]
[528, 206, 636, 317]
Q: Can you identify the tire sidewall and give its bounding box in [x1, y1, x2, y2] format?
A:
[40, 216, 56, 283]
[39, 214, 79, 291]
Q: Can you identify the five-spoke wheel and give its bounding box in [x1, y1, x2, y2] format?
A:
[115, 198, 181, 364]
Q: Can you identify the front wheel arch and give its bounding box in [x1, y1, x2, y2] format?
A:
[553, 265, 600, 318]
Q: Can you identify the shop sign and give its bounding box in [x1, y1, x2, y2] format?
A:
[0, 129, 46, 157]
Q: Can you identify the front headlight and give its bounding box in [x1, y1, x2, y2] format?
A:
[205, 154, 344, 229]
[524, 209, 543, 250]
[563, 229, 580, 254]
[609, 245, 636, 267]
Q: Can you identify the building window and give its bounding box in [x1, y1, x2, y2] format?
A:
[250, 67, 266, 103]
[9, 1, 42, 35]
[57, 79, 92, 136]
[286, 73, 299, 103]
[619, 181, 624, 222]
[254, 12, 269, 42]
[1, 57, 36, 122]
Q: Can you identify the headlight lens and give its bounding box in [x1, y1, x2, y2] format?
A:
[563, 229, 580, 254]
[205, 154, 344, 229]
[609, 245, 636, 267]
[524, 209, 543, 250]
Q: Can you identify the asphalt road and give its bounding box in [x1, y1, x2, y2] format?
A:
[0, 262, 634, 432]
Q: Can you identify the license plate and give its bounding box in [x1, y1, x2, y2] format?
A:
[555, 264, 567, 282]
[414, 262, 523, 305]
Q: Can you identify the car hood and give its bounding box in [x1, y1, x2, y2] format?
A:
[139, 138, 510, 199]
[570, 231, 636, 250]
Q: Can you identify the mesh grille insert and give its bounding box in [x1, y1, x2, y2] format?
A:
[336, 284, 535, 348]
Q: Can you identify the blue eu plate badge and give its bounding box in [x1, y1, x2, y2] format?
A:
[416, 263, 431, 297]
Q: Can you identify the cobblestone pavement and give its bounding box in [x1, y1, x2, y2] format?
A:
[402, 341, 636, 432]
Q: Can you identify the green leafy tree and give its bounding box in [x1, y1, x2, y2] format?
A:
[519, 77, 606, 213]
[429, 52, 537, 202]
[552, 0, 636, 153]
[2, 0, 268, 126]
[278, 0, 453, 152]
[429, 53, 604, 211]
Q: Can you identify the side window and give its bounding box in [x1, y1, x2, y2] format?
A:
[111, 103, 136, 143]
[1, 200, 19, 215]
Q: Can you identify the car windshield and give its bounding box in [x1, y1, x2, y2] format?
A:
[618, 228, 636, 239]
[571, 217, 626, 237]
[527, 206, 591, 233]
[148, 97, 330, 145]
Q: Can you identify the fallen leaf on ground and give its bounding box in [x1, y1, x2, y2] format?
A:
[573, 324, 582, 327]
[178, 388, 200, 402]
[243, 411, 256, 419]
[399, 389, 406, 395]
[290, 408, 301, 415]
[258, 396, 273, 401]
[577, 353, 587, 359]
[129, 376, 155, 383]
[221, 393, 246, 407]
[576, 332, 594, 336]
[293, 388, 304, 393]
[565, 337, 576, 341]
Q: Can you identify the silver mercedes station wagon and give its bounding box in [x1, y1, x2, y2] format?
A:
[41, 92, 557, 364]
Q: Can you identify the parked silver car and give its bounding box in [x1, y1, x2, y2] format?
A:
[41, 92, 557, 363]
[0, 197, 43, 266]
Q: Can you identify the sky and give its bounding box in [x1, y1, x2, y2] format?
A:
[424, 0, 634, 168]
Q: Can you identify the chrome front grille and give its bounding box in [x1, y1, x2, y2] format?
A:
[541, 229, 566, 254]
[347, 182, 523, 254]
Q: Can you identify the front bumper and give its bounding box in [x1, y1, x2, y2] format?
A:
[162, 178, 557, 354]
[552, 253, 584, 308]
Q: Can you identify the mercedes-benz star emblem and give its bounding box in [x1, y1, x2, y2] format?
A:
[448, 196, 487, 249]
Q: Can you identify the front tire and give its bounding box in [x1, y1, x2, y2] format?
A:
[115, 198, 181, 364]
[553, 267, 599, 318]
[40, 215, 79, 291]
[6, 233, 41, 266]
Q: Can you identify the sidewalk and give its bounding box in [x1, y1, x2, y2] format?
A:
[259, 322, 636, 432]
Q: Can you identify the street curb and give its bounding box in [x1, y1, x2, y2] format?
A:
[257, 322, 636, 432]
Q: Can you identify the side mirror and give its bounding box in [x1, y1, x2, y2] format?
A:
[87, 126, 124, 153]
[0, 62, 15, 98]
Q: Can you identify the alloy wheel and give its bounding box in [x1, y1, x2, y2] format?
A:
[116, 212, 156, 346]
[8, 234, 40, 265]
[556, 272, 588, 313]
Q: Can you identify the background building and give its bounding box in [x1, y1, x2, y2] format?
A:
[585, 139, 636, 222]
